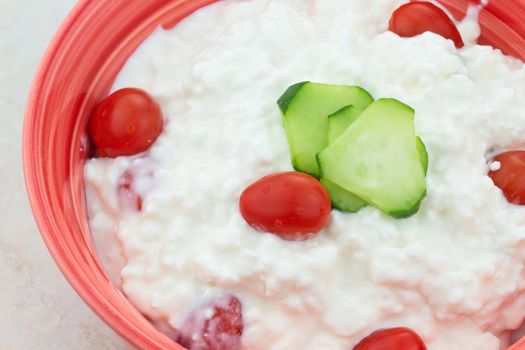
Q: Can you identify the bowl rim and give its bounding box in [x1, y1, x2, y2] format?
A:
[22, 1, 179, 348]
[23, 0, 95, 309]
[21, 0, 525, 349]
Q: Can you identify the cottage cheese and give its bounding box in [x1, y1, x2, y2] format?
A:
[85, 0, 525, 349]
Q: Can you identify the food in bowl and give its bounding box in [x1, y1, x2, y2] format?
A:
[83, 0, 525, 349]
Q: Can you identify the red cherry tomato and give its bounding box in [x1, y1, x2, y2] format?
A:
[488, 150, 525, 205]
[89, 88, 163, 157]
[389, 1, 464, 48]
[239, 172, 331, 240]
[354, 328, 427, 350]
[178, 295, 244, 350]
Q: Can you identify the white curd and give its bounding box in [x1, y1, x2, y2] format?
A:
[85, 1, 525, 349]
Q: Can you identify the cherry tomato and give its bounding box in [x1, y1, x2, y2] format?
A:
[389, 1, 464, 48]
[354, 328, 427, 350]
[488, 150, 525, 205]
[89, 88, 163, 157]
[178, 295, 243, 350]
[117, 170, 143, 211]
[239, 172, 331, 240]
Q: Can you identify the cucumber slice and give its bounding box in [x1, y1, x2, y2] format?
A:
[324, 105, 427, 213]
[328, 105, 362, 144]
[324, 105, 367, 212]
[321, 178, 368, 212]
[278, 82, 374, 177]
[321, 103, 428, 213]
[318, 98, 427, 218]
[416, 136, 429, 175]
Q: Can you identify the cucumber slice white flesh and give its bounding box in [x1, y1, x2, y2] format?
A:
[278, 82, 374, 177]
[318, 98, 427, 218]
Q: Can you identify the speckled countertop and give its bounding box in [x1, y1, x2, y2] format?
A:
[0, 1, 129, 349]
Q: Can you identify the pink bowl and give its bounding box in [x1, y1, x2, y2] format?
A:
[22, 0, 525, 349]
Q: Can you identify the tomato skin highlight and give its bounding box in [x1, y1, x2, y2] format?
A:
[239, 172, 331, 240]
[389, 1, 464, 48]
[354, 327, 427, 350]
[488, 150, 525, 205]
[89, 88, 163, 157]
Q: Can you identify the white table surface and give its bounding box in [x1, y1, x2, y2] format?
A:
[0, 1, 130, 349]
